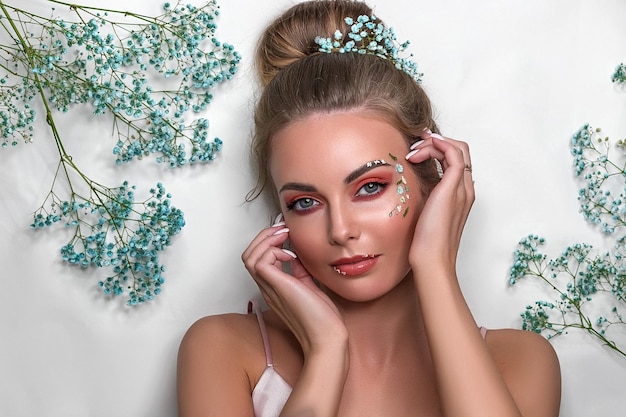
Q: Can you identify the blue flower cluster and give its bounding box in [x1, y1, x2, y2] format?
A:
[31, 181, 185, 305]
[571, 124, 626, 234]
[1, 0, 240, 166]
[509, 234, 546, 285]
[510, 65, 626, 356]
[0, 76, 37, 147]
[510, 234, 625, 352]
[510, 121, 626, 356]
[612, 63, 625, 84]
[314, 14, 422, 84]
[520, 301, 557, 336]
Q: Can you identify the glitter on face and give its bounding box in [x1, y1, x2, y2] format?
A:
[366, 159, 387, 168]
[388, 153, 410, 218]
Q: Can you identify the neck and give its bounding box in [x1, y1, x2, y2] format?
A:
[329, 275, 427, 366]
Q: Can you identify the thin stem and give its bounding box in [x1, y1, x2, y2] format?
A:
[1, 4, 141, 275]
[47, 0, 160, 23]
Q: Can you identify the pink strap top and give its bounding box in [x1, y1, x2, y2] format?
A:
[249, 300, 293, 417]
[248, 300, 488, 417]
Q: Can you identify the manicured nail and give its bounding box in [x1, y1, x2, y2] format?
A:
[422, 127, 432, 135]
[272, 212, 284, 226]
[431, 133, 445, 141]
[272, 227, 289, 235]
[405, 149, 420, 160]
[282, 249, 297, 258]
[410, 140, 424, 150]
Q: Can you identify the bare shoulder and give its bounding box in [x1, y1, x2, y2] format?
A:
[484, 328, 559, 367]
[179, 312, 260, 354]
[485, 328, 561, 416]
[178, 312, 268, 383]
[177, 312, 265, 417]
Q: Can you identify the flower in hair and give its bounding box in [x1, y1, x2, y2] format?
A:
[314, 15, 422, 83]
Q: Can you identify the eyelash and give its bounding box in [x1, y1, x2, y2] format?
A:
[356, 181, 388, 197]
[286, 197, 318, 212]
[286, 181, 389, 213]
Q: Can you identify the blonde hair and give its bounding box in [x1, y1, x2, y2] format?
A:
[247, 0, 440, 206]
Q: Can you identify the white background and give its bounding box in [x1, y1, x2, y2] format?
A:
[1, 0, 625, 415]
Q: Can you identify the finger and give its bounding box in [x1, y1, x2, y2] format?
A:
[241, 213, 287, 258]
[409, 134, 474, 181]
[242, 228, 290, 274]
[253, 245, 299, 282]
[429, 135, 467, 170]
[290, 257, 312, 280]
[252, 250, 327, 337]
[441, 138, 474, 214]
[249, 247, 302, 306]
[406, 139, 465, 181]
[435, 136, 473, 183]
[412, 132, 471, 161]
[243, 232, 289, 276]
[410, 135, 475, 232]
[241, 222, 288, 258]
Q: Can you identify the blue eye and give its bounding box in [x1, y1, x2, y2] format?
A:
[356, 182, 387, 196]
[287, 197, 319, 212]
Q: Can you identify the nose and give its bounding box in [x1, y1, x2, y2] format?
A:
[327, 202, 360, 245]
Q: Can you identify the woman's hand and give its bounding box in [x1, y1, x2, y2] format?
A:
[243, 219, 349, 417]
[404, 129, 475, 271]
[242, 219, 347, 355]
[404, 133, 532, 417]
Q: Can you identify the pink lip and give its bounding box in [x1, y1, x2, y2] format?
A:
[331, 255, 379, 277]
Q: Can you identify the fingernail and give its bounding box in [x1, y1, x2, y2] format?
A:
[272, 212, 284, 226]
[431, 133, 445, 141]
[282, 249, 297, 258]
[405, 149, 419, 160]
[410, 140, 424, 150]
[272, 227, 289, 236]
[422, 127, 432, 135]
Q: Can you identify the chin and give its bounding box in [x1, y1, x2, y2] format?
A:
[321, 279, 404, 304]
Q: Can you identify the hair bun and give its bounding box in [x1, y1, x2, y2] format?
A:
[256, 0, 374, 86]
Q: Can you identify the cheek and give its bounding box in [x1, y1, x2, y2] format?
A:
[287, 227, 308, 253]
[379, 209, 416, 247]
[284, 222, 324, 266]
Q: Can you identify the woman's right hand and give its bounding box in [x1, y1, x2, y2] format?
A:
[242, 221, 348, 356]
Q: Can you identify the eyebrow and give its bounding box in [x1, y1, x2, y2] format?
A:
[278, 160, 391, 194]
[279, 183, 317, 193]
[344, 160, 391, 184]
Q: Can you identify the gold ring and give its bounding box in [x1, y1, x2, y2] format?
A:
[464, 164, 472, 173]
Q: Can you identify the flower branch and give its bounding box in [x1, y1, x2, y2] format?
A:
[510, 121, 626, 358]
[0, 0, 240, 306]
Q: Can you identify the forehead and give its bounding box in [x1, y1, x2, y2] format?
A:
[270, 112, 408, 184]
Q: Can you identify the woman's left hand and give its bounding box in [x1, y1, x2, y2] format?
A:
[404, 130, 475, 271]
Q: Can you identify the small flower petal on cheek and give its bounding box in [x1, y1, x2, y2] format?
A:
[387, 153, 410, 219]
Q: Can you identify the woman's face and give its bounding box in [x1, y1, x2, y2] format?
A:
[270, 111, 426, 302]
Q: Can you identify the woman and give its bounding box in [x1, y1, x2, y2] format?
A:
[177, 1, 561, 416]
